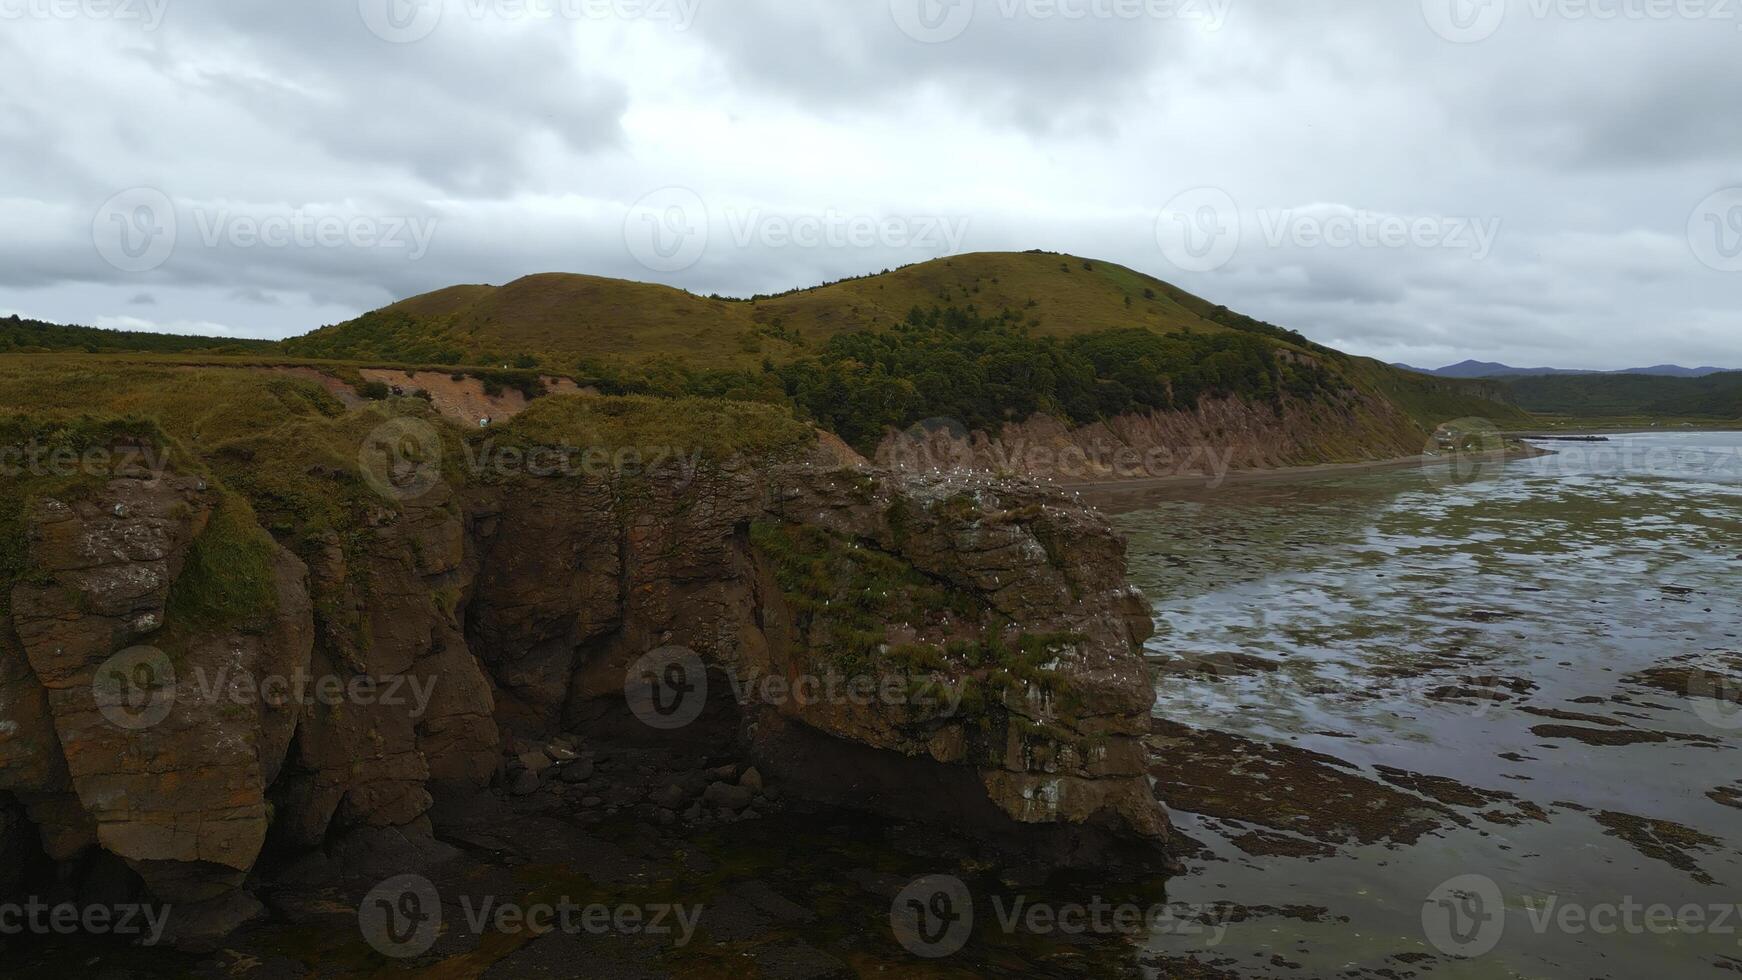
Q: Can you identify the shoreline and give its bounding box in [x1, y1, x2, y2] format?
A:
[1064, 446, 1545, 502]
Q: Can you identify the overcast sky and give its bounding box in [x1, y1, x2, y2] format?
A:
[2, 0, 1738, 369]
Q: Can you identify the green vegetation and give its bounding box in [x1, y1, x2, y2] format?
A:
[1351, 359, 1534, 430]
[0, 314, 275, 355]
[488, 394, 816, 464]
[1502, 372, 1742, 419]
[280, 253, 1268, 368]
[161, 492, 281, 637]
[574, 305, 1352, 452]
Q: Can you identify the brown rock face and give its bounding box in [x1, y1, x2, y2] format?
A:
[875, 389, 1424, 483]
[1, 444, 1166, 946]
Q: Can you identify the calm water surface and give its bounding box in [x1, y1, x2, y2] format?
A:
[1101, 432, 1742, 979]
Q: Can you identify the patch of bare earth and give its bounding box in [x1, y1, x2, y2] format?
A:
[358, 370, 585, 426]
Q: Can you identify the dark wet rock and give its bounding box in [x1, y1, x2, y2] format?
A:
[704, 782, 755, 812]
[1519, 705, 1628, 727]
[748, 940, 850, 980]
[1594, 810, 1722, 886]
[1149, 719, 1457, 851]
[1709, 784, 1742, 811]
[1156, 652, 1284, 678]
[727, 880, 817, 925]
[1226, 830, 1337, 860]
[1529, 724, 1717, 747]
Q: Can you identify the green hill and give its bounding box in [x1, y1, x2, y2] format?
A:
[280, 252, 1316, 366]
[1502, 373, 1742, 419]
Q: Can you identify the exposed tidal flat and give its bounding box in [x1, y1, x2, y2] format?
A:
[1102, 431, 1742, 978]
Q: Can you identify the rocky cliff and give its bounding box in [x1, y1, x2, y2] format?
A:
[0, 398, 1167, 949]
[875, 388, 1428, 483]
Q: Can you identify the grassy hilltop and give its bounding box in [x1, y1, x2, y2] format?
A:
[281, 252, 1300, 366]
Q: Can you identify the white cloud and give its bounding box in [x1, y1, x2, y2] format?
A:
[0, 0, 1736, 368]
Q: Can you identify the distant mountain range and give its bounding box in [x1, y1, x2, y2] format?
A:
[1393, 360, 1735, 379]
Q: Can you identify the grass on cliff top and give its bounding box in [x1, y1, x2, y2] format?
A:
[486, 393, 816, 463]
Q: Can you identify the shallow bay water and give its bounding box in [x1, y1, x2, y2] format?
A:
[1100, 431, 1742, 978]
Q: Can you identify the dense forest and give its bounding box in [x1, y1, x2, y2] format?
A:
[0, 314, 275, 355]
[1502, 372, 1742, 418]
[581, 305, 1344, 450]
